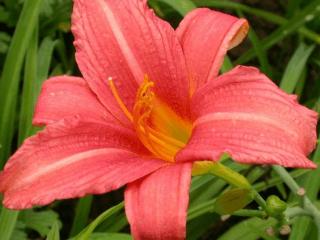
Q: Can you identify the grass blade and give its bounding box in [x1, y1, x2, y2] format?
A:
[289, 110, 320, 239]
[89, 233, 132, 240]
[29, 36, 58, 137]
[0, 1, 42, 239]
[0, 0, 42, 167]
[46, 221, 60, 240]
[280, 42, 315, 93]
[287, 0, 303, 17]
[275, 37, 320, 240]
[74, 202, 124, 240]
[69, 195, 93, 237]
[235, 1, 320, 64]
[237, 10, 272, 77]
[0, 209, 19, 240]
[220, 56, 233, 73]
[218, 217, 277, 240]
[18, 22, 38, 145]
[156, 0, 196, 16]
[37, 37, 58, 84]
[195, 0, 320, 44]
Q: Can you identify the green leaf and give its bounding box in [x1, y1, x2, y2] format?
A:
[70, 196, 93, 237]
[220, 56, 233, 73]
[0, 0, 42, 166]
[155, 0, 196, 16]
[11, 230, 27, 240]
[214, 188, 254, 215]
[188, 198, 217, 221]
[0, 32, 11, 53]
[286, 0, 303, 17]
[246, 25, 272, 77]
[74, 202, 124, 240]
[280, 42, 315, 93]
[20, 209, 61, 237]
[46, 221, 60, 240]
[289, 120, 320, 239]
[189, 178, 225, 208]
[195, 0, 320, 44]
[27, 36, 58, 137]
[0, 6, 10, 23]
[218, 217, 277, 240]
[11, 221, 28, 240]
[39, 0, 72, 35]
[236, 1, 320, 64]
[189, 162, 247, 208]
[0, 209, 19, 240]
[89, 233, 132, 240]
[94, 212, 128, 233]
[18, 21, 38, 144]
[37, 37, 58, 82]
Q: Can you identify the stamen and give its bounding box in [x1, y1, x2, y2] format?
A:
[107, 74, 190, 163]
[137, 114, 170, 160]
[136, 75, 154, 100]
[147, 127, 185, 149]
[107, 77, 133, 122]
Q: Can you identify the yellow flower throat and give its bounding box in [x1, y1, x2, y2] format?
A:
[108, 76, 192, 162]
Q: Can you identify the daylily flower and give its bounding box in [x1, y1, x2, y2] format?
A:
[0, 0, 318, 239]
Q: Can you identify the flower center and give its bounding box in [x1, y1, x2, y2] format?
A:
[108, 76, 192, 162]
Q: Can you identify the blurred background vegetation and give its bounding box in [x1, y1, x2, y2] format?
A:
[0, 0, 319, 239]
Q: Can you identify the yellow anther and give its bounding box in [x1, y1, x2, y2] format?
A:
[107, 77, 133, 122]
[136, 75, 155, 99]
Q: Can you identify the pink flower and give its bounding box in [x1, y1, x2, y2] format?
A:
[0, 0, 318, 239]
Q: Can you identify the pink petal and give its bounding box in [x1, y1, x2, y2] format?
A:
[177, 8, 248, 95]
[72, 0, 190, 120]
[33, 76, 114, 126]
[0, 116, 166, 209]
[177, 66, 318, 168]
[125, 163, 192, 240]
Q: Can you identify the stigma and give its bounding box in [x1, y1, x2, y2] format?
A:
[108, 75, 191, 162]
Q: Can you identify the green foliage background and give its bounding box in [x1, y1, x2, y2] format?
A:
[0, 0, 319, 239]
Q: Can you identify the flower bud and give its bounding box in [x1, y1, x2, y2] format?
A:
[266, 195, 287, 217]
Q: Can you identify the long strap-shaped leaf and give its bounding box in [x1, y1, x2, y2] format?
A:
[0, 1, 42, 240]
[74, 202, 124, 240]
[235, 0, 320, 64]
[156, 0, 196, 16]
[277, 39, 320, 240]
[0, 0, 42, 167]
[195, 0, 320, 45]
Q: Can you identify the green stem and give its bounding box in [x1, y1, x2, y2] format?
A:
[272, 166, 301, 193]
[273, 165, 320, 240]
[286, 207, 312, 218]
[232, 209, 267, 218]
[253, 169, 308, 192]
[252, 191, 267, 211]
